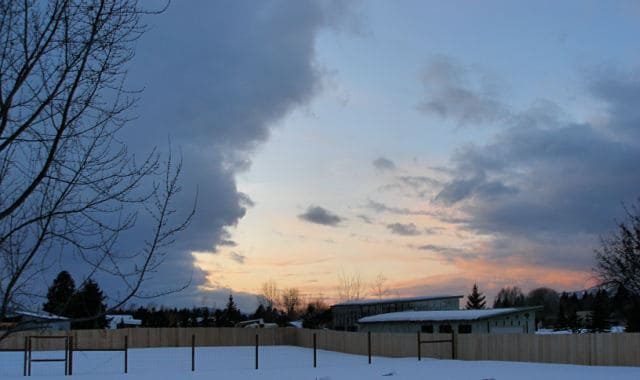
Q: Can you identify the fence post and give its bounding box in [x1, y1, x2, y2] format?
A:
[28, 336, 32, 376]
[313, 333, 317, 368]
[417, 332, 421, 361]
[124, 335, 128, 374]
[23, 336, 28, 376]
[68, 335, 73, 376]
[367, 331, 371, 364]
[191, 334, 195, 372]
[64, 336, 69, 376]
[255, 334, 259, 370]
[451, 332, 456, 360]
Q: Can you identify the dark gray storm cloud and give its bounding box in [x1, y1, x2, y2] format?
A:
[387, 222, 421, 236]
[373, 157, 396, 171]
[418, 56, 509, 126]
[298, 206, 345, 227]
[431, 68, 640, 269]
[103, 0, 351, 308]
[434, 173, 518, 206]
[589, 69, 640, 142]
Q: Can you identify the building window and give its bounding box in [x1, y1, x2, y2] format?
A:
[458, 325, 472, 334]
[421, 325, 434, 333]
[439, 324, 452, 333]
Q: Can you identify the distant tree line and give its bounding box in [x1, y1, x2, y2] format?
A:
[110, 293, 332, 329]
[465, 283, 640, 332]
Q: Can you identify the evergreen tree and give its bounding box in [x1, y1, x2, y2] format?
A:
[589, 289, 611, 332]
[555, 302, 569, 331]
[611, 285, 630, 323]
[566, 307, 580, 332]
[465, 283, 486, 309]
[70, 279, 107, 329]
[626, 296, 640, 332]
[302, 302, 332, 329]
[581, 292, 594, 311]
[43, 271, 76, 317]
[214, 309, 224, 327]
[201, 307, 213, 327]
[221, 294, 242, 327]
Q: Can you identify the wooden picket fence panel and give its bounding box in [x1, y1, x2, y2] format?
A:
[1, 328, 639, 367]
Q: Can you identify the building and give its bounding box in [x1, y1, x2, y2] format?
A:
[357, 306, 543, 334]
[107, 314, 142, 329]
[236, 318, 279, 328]
[2, 310, 70, 331]
[331, 295, 463, 331]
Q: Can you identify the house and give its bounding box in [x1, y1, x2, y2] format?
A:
[2, 310, 70, 331]
[331, 295, 463, 331]
[357, 306, 543, 334]
[106, 314, 142, 329]
[236, 318, 278, 328]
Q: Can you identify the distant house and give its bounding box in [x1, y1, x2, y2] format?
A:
[2, 310, 70, 331]
[106, 314, 142, 329]
[357, 306, 543, 334]
[236, 318, 278, 328]
[331, 295, 463, 331]
[287, 320, 303, 328]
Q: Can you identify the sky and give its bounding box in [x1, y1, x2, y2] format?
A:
[99, 0, 640, 312]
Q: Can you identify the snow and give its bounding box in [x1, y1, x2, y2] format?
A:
[288, 320, 303, 328]
[2, 345, 638, 380]
[106, 315, 142, 329]
[536, 326, 626, 334]
[358, 307, 539, 323]
[535, 329, 573, 335]
[8, 310, 68, 320]
[333, 295, 462, 307]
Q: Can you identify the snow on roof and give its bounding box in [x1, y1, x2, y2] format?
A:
[9, 310, 69, 320]
[288, 320, 303, 328]
[107, 314, 142, 329]
[358, 307, 541, 323]
[332, 295, 463, 307]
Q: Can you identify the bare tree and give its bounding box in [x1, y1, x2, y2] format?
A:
[0, 0, 192, 338]
[337, 269, 363, 302]
[595, 201, 640, 296]
[493, 286, 526, 308]
[259, 279, 280, 310]
[370, 272, 390, 300]
[281, 287, 301, 320]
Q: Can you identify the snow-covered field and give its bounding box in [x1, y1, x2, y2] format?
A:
[2, 346, 640, 380]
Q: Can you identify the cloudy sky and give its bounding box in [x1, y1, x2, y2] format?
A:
[113, 0, 640, 311]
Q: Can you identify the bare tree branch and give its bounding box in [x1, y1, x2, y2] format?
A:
[0, 0, 193, 340]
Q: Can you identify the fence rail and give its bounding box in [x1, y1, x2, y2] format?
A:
[1, 328, 639, 367]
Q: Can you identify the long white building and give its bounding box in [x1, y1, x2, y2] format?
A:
[331, 295, 463, 331]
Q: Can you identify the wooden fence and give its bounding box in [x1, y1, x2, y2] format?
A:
[1, 328, 639, 367]
[456, 333, 640, 367]
[0, 327, 296, 351]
